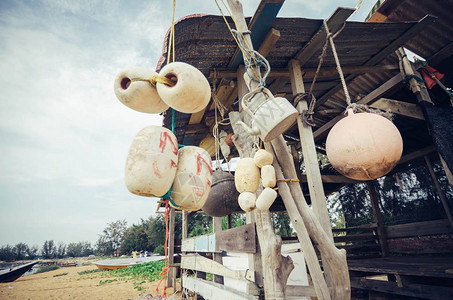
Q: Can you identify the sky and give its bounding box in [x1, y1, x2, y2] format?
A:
[0, 0, 378, 248]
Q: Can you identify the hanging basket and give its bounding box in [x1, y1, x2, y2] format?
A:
[202, 170, 240, 217]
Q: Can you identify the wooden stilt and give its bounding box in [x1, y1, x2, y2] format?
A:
[167, 207, 176, 288]
[213, 217, 224, 284]
[424, 156, 453, 227]
[366, 181, 389, 256]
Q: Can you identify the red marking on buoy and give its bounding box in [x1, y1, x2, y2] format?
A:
[159, 132, 178, 155]
[196, 153, 213, 176]
[152, 160, 163, 178]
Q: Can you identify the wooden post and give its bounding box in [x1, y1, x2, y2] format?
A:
[366, 181, 389, 257]
[439, 154, 453, 187]
[227, 214, 232, 229]
[213, 217, 224, 284]
[167, 207, 176, 288]
[182, 211, 188, 240]
[424, 156, 453, 227]
[288, 59, 333, 240]
[227, 1, 295, 297]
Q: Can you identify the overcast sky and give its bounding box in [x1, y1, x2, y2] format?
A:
[0, 0, 377, 248]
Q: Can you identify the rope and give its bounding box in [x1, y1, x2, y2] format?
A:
[214, 0, 263, 83]
[167, 0, 176, 64]
[277, 178, 300, 182]
[323, 20, 352, 108]
[156, 199, 171, 298]
[130, 75, 176, 87]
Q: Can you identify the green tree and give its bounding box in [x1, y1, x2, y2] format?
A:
[13, 243, 29, 260]
[26, 245, 39, 260]
[42, 240, 57, 259]
[0, 245, 15, 261]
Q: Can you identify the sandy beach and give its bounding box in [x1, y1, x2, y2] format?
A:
[0, 264, 177, 300]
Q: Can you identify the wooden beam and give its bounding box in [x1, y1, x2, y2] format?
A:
[257, 28, 280, 57]
[185, 123, 209, 134]
[286, 285, 317, 297]
[314, 73, 404, 141]
[397, 145, 436, 166]
[295, 7, 355, 65]
[385, 219, 453, 239]
[369, 98, 424, 120]
[210, 65, 398, 79]
[314, 15, 436, 109]
[440, 154, 453, 187]
[213, 216, 224, 284]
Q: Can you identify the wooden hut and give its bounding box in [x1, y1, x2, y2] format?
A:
[152, 0, 453, 299]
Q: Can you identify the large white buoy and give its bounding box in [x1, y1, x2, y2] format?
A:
[114, 67, 169, 114]
[234, 158, 260, 193]
[157, 62, 211, 113]
[256, 187, 277, 211]
[125, 126, 178, 197]
[326, 110, 403, 180]
[170, 146, 213, 211]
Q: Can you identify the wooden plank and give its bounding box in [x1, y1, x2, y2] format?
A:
[286, 285, 317, 297]
[313, 73, 403, 141]
[385, 219, 453, 239]
[216, 223, 257, 253]
[334, 232, 377, 243]
[295, 7, 355, 65]
[183, 275, 257, 300]
[185, 123, 209, 134]
[314, 16, 436, 109]
[369, 98, 424, 120]
[181, 254, 253, 281]
[350, 277, 453, 300]
[213, 216, 224, 284]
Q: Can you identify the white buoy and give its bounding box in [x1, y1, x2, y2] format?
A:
[114, 66, 169, 114]
[254, 149, 273, 168]
[234, 158, 260, 193]
[170, 146, 213, 211]
[261, 165, 276, 188]
[256, 188, 277, 211]
[238, 192, 256, 212]
[125, 126, 178, 197]
[157, 62, 211, 113]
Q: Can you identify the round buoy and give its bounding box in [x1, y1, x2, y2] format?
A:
[114, 67, 169, 114]
[170, 146, 213, 211]
[125, 126, 178, 197]
[238, 192, 256, 212]
[326, 110, 403, 180]
[202, 170, 240, 217]
[157, 62, 211, 113]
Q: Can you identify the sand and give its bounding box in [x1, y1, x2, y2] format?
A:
[0, 264, 177, 300]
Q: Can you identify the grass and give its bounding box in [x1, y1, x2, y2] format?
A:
[53, 272, 68, 277]
[97, 260, 166, 290]
[36, 265, 60, 274]
[78, 269, 103, 275]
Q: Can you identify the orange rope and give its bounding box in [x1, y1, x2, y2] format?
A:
[156, 199, 170, 298]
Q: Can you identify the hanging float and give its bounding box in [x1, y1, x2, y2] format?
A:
[157, 62, 211, 114]
[124, 126, 178, 197]
[202, 169, 240, 217]
[170, 146, 213, 211]
[326, 109, 403, 180]
[114, 66, 169, 114]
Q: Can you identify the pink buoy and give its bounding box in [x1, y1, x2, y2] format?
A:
[326, 110, 403, 180]
[170, 146, 213, 211]
[125, 126, 178, 197]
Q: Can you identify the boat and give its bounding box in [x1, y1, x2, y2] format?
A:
[93, 256, 165, 270]
[0, 261, 39, 283]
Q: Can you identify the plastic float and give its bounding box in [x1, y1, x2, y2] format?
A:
[326, 109, 403, 180]
[114, 66, 169, 114]
[202, 170, 240, 217]
[125, 126, 178, 197]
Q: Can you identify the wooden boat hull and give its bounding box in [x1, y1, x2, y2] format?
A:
[0, 261, 39, 283]
[92, 256, 165, 270]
